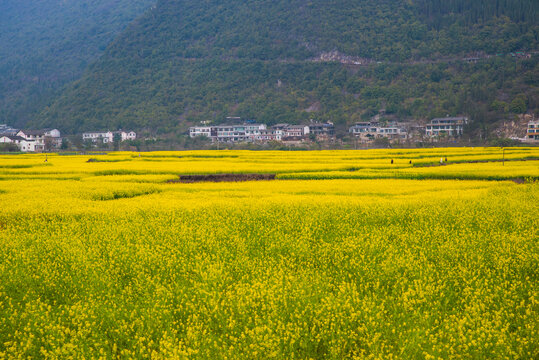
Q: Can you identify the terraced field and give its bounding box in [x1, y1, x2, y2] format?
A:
[0, 148, 537, 358]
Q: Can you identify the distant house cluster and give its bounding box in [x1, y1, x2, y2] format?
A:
[0, 125, 62, 152]
[0, 125, 138, 152]
[348, 117, 470, 144]
[189, 121, 334, 143]
[4, 114, 537, 151]
[82, 130, 137, 144]
[189, 117, 473, 146]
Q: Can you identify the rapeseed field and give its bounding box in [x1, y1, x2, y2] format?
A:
[0, 148, 537, 359]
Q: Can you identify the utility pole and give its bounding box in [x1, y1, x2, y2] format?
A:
[502, 148, 505, 166]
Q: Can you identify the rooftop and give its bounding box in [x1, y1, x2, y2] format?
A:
[20, 128, 58, 136]
[1, 135, 29, 141]
[430, 117, 468, 122]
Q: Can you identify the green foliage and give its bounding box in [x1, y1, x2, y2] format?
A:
[106, 0, 537, 62]
[60, 138, 69, 150]
[490, 100, 508, 112]
[510, 96, 528, 113]
[0, 143, 19, 153]
[0, 0, 155, 127]
[13, 0, 539, 134]
[39, 56, 539, 135]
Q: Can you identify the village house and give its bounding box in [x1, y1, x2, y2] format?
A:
[349, 122, 378, 143]
[272, 124, 290, 131]
[189, 126, 213, 138]
[83, 130, 136, 144]
[307, 121, 335, 139]
[0, 124, 20, 136]
[243, 123, 267, 140]
[16, 130, 45, 151]
[349, 122, 377, 134]
[258, 129, 283, 141]
[118, 131, 137, 141]
[283, 125, 310, 138]
[16, 128, 61, 151]
[214, 125, 247, 143]
[525, 119, 539, 142]
[377, 124, 407, 141]
[83, 131, 114, 143]
[189, 124, 247, 142]
[349, 122, 407, 143]
[0, 135, 37, 152]
[425, 117, 468, 137]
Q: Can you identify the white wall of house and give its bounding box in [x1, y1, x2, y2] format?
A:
[526, 120, 539, 142]
[124, 131, 137, 141]
[83, 132, 113, 143]
[19, 140, 36, 152]
[0, 136, 37, 152]
[16, 129, 60, 149]
[425, 117, 467, 137]
[45, 129, 61, 138]
[83, 131, 136, 143]
[0, 136, 13, 144]
[189, 127, 212, 138]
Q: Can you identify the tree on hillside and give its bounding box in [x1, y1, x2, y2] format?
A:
[113, 133, 122, 151]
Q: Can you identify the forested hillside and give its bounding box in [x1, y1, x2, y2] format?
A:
[32, 0, 539, 134]
[0, 0, 155, 127]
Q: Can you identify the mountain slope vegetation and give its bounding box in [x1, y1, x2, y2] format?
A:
[0, 0, 155, 127]
[34, 0, 539, 134]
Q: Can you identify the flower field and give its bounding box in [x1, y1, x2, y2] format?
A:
[0, 148, 537, 359]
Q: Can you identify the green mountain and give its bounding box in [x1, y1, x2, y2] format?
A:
[36, 0, 539, 134]
[0, 0, 155, 127]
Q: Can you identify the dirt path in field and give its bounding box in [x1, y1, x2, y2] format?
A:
[168, 173, 276, 183]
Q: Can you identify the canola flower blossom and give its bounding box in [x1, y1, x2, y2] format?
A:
[0, 148, 537, 359]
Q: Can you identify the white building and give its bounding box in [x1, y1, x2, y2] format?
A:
[189, 126, 213, 138]
[83, 131, 114, 143]
[0, 135, 37, 152]
[526, 120, 539, 142]
[425, 117, 468, 137]
[118, 131, 137, 141]
[0, 124, 19, 136]
[19, 139, 37, 152]
[349, 122, 378, 137]
[214, 125, 248, 142]
[16, 128, 61, 151]
[257, 129, 283, 141]
[189, 123, 267, 142]
[308, 122, 335, 138]
[244, 124, 267, 140]
[83, 130, 136, 143]
[283, 125, 310, 138]
[349, 122, 407, 143]
[377, 124, 407, 140]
